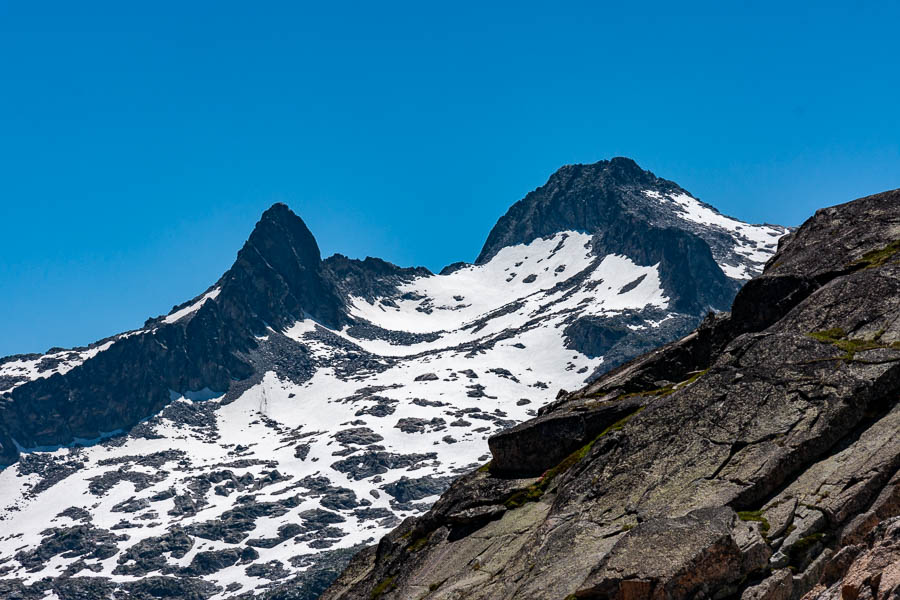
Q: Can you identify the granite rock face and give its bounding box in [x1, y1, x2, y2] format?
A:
[322, 189, 900, 600]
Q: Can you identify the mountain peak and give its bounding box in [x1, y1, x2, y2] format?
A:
[249, 202, 322, 262]
[258, 201, 295, 221]
[608, 155, 640, 167]
[550, 157, 657, 186]
[217, 202, 343, 331]
[476, 158, 681, 264]
[476, 157, 786, 284]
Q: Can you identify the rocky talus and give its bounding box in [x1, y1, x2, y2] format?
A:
[322, 189, 900, 600]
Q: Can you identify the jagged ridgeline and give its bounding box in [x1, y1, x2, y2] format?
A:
[0, 158, 786, 599]
[322, 189, 900, 600]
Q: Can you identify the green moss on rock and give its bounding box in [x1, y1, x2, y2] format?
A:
[504, 408, 644, 509]
[737, 510, 771, 536]
[370, 576, 396, 599]
[852, 240, 900, 269]
[621, 369, 709, 400]
[807, 328, 846, 343]
[807, 327, 900, 360]
[407, 535, 429, 552]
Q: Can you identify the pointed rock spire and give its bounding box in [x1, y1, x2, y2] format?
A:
[218, 203, 345, 331]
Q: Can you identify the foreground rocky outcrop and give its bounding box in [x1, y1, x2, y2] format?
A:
[323, 188, 900, 599]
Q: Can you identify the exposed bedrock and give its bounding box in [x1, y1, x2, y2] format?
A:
[323, 190, 900, 600]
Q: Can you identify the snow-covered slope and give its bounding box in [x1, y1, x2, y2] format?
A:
[0, 341, 116, 395]
[0, 158, 788, 600]
[641, 189, 784, 279]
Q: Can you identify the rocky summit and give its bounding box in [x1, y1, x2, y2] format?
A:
[321, 189, 900, 600]
[0, 158, 787, 599]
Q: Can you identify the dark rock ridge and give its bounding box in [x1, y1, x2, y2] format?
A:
[324, 254, 432, 302]
[0, 297, 256, 465]
[322, 189, 900, 600]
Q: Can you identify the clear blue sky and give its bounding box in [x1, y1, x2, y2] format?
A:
[1, 1, 898, 357]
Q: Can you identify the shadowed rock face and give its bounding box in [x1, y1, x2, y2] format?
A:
[323, 255, 432, 303]
[322, 189, 900, 600]
[216, 202, 347, 332]
[591, 212, 738, 314]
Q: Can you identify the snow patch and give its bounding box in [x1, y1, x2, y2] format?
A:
[163, 287, 221, 324]
[642, 190, 787, 279]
